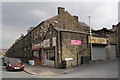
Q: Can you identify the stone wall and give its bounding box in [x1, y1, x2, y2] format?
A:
[61, 31, 90, 68]
[108, 32, 117, 44]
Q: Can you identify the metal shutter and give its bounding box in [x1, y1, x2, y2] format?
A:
[110, 45, 117, 59]
[92, 46, 106, 61]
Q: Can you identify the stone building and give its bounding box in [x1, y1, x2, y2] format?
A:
[6, 7, 91, 68]
[6, 7, 118, 68]
[38, 26, 90, 68]
[31, 7, 91, 68]
[113, 22, 120, 57]
[117, 23, 120, 57]
[6, 32, 33, 60]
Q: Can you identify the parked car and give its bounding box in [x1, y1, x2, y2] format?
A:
[6, 58, 24, 71]
[2, 57, 10, 66]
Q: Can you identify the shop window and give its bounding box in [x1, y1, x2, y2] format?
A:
[46, 50, 55, 61]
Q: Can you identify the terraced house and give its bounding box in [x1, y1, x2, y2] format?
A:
[6, 7, 118, 68]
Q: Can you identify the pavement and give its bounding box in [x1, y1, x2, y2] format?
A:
[24, 59, 119, 77]
[24, 63, 74, 76]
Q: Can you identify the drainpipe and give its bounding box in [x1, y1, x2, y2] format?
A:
[58, 30, 61, 68]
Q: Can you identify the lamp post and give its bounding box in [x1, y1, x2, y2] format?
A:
[89, 16, 93, 62]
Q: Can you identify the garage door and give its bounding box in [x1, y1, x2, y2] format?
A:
[110, 45, 117, 59]
[92, 46, 106, 61]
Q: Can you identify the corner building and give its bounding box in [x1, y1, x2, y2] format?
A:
[31, 7, 90, 68]
[6, 7, 118, 68]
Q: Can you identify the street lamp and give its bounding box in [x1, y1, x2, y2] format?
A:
[89, 16, 93, 62]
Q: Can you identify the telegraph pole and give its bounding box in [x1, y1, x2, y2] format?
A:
[89, 16, 93, 62]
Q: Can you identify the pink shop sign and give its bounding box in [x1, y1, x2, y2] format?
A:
[71, 40, 82, 45]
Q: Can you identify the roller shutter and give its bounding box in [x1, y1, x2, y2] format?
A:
[92, 46, 106, 61]
[110, 45, 117, 59]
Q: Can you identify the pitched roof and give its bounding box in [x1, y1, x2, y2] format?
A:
[93, 28, 115, 33]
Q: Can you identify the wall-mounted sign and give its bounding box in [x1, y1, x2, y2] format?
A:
[33, 43, 41, 47]
[65, 58, 73, 61]
[88, 36, 107, 44]
[71, 40, 82, 45]
[32, 43, 42, 50]
[43, 39, 50, 47]
[52, 37, 57, 46]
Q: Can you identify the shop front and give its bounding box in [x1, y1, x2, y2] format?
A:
[41, 37, 57, 67]
[32, 36, 58, 67]
[88, 36, 107, 61]
[42, 47, 55, 67]
[32, 43, 42, 65]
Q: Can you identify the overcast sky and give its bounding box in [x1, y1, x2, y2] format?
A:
[1, 1, 119, 49]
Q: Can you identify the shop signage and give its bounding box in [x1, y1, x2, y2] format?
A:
[33, 43, 41, 47]
[43, 39, 50, 47]
[88, 36, 107, 44]
[65, 58, 73, 61]
[32, 43, 40, 47]
[32, 43, 41, 49]
[71, 40, 82, 45]
[52, 37, 57, 46]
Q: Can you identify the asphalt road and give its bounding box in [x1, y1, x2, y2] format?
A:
[0, 57, 34, 78]
[48, 60, 118, 78]
[0, 56, 119, 78]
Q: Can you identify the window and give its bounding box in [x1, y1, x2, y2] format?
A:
[40, 29, 43, 36]
[46, 49, 55, 61]
[36, 30, 39, 35]
[33, 51, 39, 58]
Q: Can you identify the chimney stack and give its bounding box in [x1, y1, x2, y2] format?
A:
[58, 7, 65, 14]
[112, 25, 115, 29]
[73, 16, 78, 22]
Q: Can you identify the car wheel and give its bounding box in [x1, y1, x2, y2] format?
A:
[6, 67, 9, 71]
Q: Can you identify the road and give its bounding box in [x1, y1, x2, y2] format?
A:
[34, 59, 118, 78]
[0, 56, 119, 78]
[0, 57, 34, 78]
[48, 60, 118, 78]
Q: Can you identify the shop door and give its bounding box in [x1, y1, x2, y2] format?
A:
[110, 45, 117, 59]
[92, 46, 106, 61]
[33, 50, 41, 65]
[42, 51, 47, 65]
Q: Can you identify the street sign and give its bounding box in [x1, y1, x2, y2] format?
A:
[65, 58, 73, 61]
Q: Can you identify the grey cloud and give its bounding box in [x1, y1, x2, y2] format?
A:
[2, 2, 118, 49]
[118, 1, 120, 22]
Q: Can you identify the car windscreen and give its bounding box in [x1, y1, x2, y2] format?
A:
[9, 59, 22, 63]
[4, 58, 9, 62]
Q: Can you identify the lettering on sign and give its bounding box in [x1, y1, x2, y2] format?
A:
[32, 43, 41, 49]
[43, 39, 50, 47]
[71, 40, 82, 45]
[88, 36, 107, 44]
